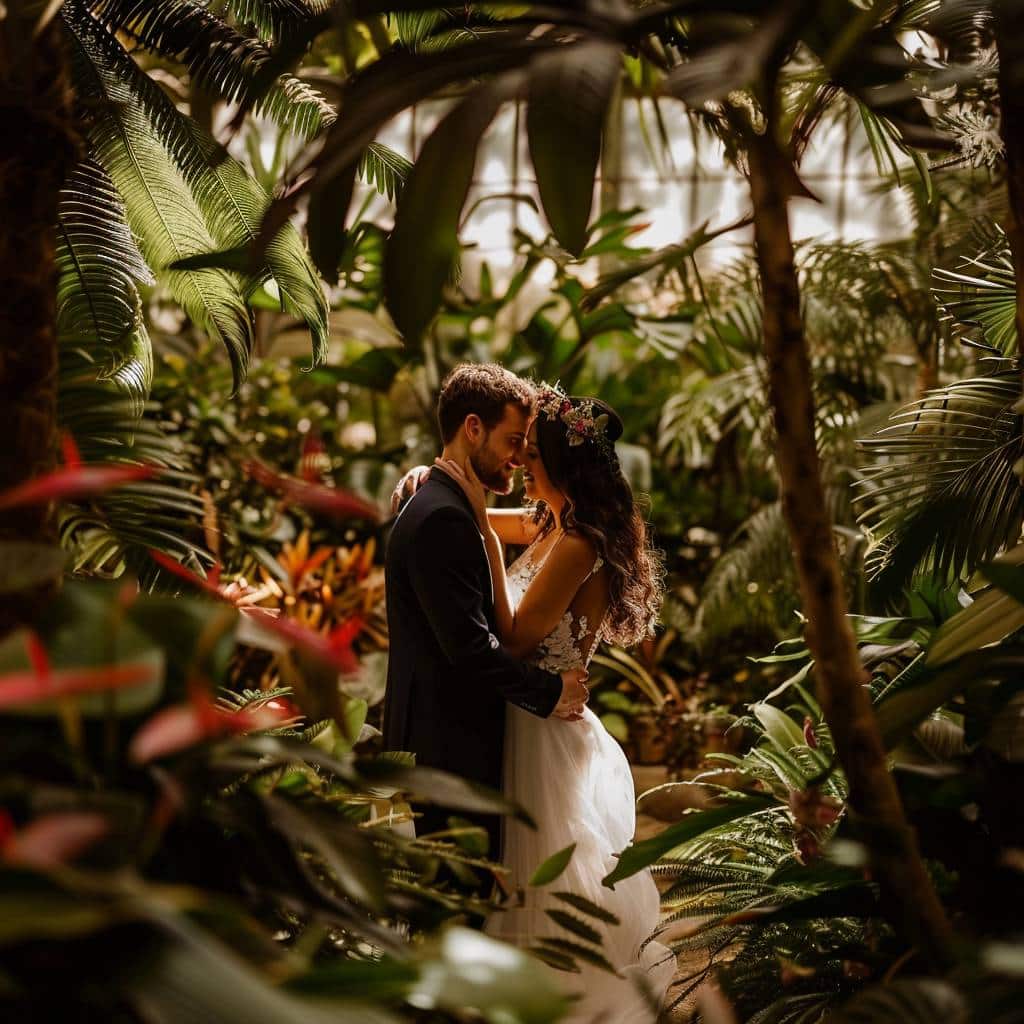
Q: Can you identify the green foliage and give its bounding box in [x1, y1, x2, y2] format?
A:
[857, 366, 1023, 594]
[0, 567, 571, 1021]
[90, 0, 335, 139]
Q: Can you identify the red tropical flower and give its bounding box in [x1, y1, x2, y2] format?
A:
[0, 808, 109, 868]
[148, 550, 364, 675]
[244, 459, 379, 521]
[0, 633, 161, 708]
[0, 432, 156, 510]
[128, 688, 295, 763]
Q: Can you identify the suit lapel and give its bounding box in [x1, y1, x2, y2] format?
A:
[427, 468, 495, 608]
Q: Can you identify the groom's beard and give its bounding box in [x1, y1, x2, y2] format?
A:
[471, 439, 515, 495]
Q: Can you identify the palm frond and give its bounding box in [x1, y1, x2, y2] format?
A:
[357, 142, 412, 202]
[89, 0, 334, 139]
[66, 1, 257, 386]
[658, 364, 769, 467]
[855, 369, 1024, 595]
[57, 350, 208, 580]
[56, 156, 154, 352]
[394, 8, 449, 49]
[934, 223, 1017, 357]
[221, 0, 332, 43]
[180, 117, 329, 364]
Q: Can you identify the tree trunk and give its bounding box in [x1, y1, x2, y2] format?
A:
[994, 1, 1024, 366]
[746, 128, 955, 970]
[0, 9, 79, 634]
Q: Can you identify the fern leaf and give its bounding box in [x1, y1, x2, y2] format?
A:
[56, 156, 154, 353]
[552, 891, 620, 926]
[221, 0, 332, 43]
[544, 909, 603, 945]
[89, 0, 334, 139]
[357, 142, 412, 202]
[65, 2, 256, 387]
[534, 937, 615, 973]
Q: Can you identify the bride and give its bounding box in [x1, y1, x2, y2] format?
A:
[435, 383, 675, 1023]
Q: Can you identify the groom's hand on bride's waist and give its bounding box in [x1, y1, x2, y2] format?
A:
[552, 668, 589, 721]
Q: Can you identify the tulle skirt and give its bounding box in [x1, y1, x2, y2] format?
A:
[486, 706, 675, 1023]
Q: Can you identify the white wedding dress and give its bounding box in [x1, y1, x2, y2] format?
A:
[486, 542, 675, 1023]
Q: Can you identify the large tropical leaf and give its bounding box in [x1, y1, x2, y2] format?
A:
[527, 40, 620, 256]
[855, 368, 1024, 595]
[57, 350, 209, 579]
[56, 157, 154, 355]
[222, 0, 333, 43]
[65, 1, 256, 386]
[180, 119, 329, 365]
[383, 73, 518, 343]
[934, 223, 1018, 357]
[254, 27, 560, 252]
[67, 2, 329, 376]
[89, 0, 334, 139]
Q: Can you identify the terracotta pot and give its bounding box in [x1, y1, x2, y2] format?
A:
[632, 712, 669, 765]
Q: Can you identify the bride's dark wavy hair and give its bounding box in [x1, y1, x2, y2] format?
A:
[533, 396, 664, 646]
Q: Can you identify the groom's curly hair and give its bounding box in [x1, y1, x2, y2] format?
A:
[437, 364, 536, 443]
[534, 397, 664, 647]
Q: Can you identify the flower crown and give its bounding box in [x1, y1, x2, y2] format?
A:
[536, 384, 613, 454]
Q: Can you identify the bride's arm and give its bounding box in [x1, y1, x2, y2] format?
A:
[487, 508, 542, 546]
[482, 528, 597, 660]
[435, 457, 597, 660]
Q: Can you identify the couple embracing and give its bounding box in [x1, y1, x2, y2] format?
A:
[383, 364, 674, 1021]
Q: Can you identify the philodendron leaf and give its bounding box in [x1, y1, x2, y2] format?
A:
[529, 842, 576, 886]
[527, 40, 620, 256]
[384, 73, 520, 344]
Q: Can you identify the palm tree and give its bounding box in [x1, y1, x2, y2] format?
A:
[1, 0, 415, 613]
[0, 1, 80, 632]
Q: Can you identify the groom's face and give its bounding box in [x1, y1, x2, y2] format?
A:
[471, 403, 530, 495]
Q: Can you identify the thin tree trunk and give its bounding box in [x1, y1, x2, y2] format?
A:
[746, 128, 955, 970]
[993, 1, 1024, 366]
[0, 9, 79, 634]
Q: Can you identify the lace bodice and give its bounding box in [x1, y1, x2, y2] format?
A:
[505, 541, 604, 673]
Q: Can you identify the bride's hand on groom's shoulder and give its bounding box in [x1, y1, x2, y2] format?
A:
[390, 465, 430, 513]
[434, 457, 488, 530]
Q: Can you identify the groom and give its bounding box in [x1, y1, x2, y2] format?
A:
[383, 364, 589, 855]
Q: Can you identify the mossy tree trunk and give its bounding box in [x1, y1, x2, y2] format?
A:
[0, 5, 79, 634]
[745, 119, 955, 970]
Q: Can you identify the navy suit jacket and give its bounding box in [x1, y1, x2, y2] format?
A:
[382, 468, 562, 852]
